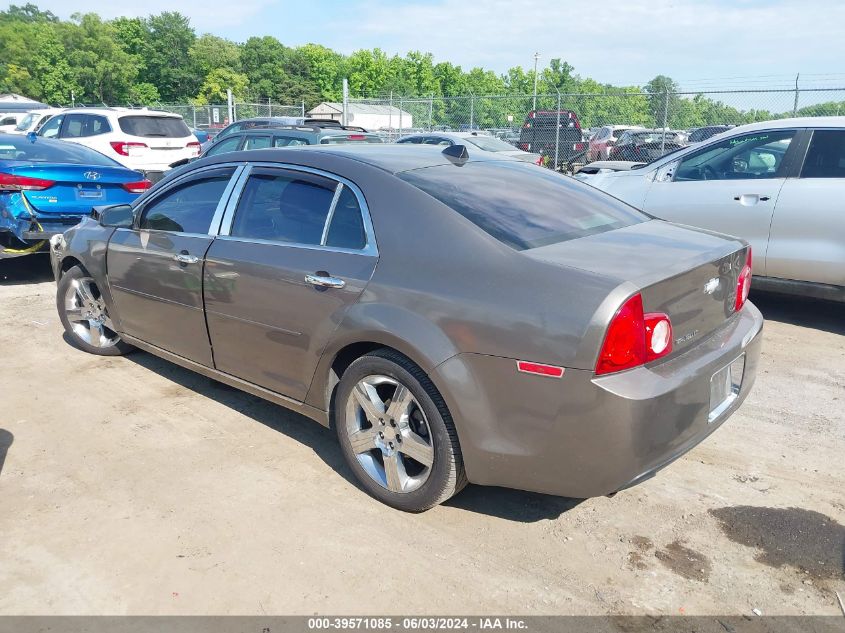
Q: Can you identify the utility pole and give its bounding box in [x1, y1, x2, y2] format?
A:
[532, 52, 541, 112]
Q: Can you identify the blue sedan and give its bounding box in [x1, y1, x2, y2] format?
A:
[0, 134, 151, 258]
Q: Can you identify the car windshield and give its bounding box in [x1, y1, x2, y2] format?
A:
[628, 132, 680, 144]
[118, 115, 191, 138]
[464, 136, 519, 152]
[14, 113, 39, 131]
[399, 160, 646, 250]
[0, 136, 122, 166]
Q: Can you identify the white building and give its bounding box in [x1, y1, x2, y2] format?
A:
[306, 102, 413, 130]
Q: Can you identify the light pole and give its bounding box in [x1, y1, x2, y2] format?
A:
[532, 52, 541, 112]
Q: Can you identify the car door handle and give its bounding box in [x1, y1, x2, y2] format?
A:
[173, 253, 199, 264]
[733, 195, 771, 202]
[305, 274, 346, 289]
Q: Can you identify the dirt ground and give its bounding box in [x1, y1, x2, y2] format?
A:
[0, 255, 843, 616]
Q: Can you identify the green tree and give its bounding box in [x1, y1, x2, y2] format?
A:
[144, 12, 196, 101]
[129, 82, 161, 104]
[644, 75, 680, 128]
[61, 13, 139, 104]
[194, 68, 249, 104]
[190, 34, 241, 78]
[0, 3, 58, 22]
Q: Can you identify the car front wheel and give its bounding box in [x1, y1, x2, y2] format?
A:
[335, 349, 467, 512]
[57, 265, 133, 356]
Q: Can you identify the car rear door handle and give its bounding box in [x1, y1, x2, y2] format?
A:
[173, 253, 199, 264]
[305, 274, 346, 289]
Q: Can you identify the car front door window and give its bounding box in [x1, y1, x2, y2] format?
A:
[205, 136, 243, 156]
[675, 130, 796, 181]
[140, 174, 233, 234]
[39, 115, 64, 138]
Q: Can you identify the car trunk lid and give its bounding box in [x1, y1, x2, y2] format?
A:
[525, 220, 749, 357]
[5, 164, 142, 216]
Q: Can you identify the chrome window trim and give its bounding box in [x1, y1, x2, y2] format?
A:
[218, 162, 378, 257]
[320, 183, 344, 246]
[133, 162, 245, 235]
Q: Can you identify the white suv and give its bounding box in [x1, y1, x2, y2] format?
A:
[38, 108, 199, 179]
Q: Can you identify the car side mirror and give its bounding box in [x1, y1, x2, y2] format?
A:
[96, 204, 135, 228]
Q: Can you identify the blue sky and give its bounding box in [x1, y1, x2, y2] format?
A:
[14, 0, 845, 92]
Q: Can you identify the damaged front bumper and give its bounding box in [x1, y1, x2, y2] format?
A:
[0, 193, 83, 258]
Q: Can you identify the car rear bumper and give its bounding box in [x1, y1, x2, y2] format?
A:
[432, 302, 764, 498]
[1, 216, 83, 258]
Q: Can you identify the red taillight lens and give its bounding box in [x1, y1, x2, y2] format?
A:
[346, 134, 366, 140]
[110, 141, 148, 156]
[0, 172, 55, 191]
[574, 142, 585, 150]
[121, 179, 153, 194]
[734, 247, 753, 312]
[518, 143, 529, 151]
[596, 293, 673, 375]
[187, 141, 201, 156]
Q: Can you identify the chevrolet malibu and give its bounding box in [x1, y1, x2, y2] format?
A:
[50, 144, 763, 512]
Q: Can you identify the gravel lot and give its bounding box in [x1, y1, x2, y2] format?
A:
[0, 255, 843, 616]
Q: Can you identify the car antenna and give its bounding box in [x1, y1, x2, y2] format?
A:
[442, 144, 469, 164]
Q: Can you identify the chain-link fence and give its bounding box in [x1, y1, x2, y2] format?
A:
[155, 101, 305, 129]
[347, 88, 845, 170]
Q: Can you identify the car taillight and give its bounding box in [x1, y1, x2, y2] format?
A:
[346, 134, 367, 140]
[574, 142, 585, 151]
[110, 141, 148, 156]
[644, 313, 672, 362]
[187, 141, 201, 156]
[734, 247, 753, 312]
[518, 143, 529, 151]
[121, 179, 153, 194]
[0, 172, 55, 191]
[516, 361, 564, 378]
[595, 293, 673, 376]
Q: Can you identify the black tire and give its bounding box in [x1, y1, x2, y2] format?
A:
[57, 265, 133, 356]
[335, 348, 467, 512]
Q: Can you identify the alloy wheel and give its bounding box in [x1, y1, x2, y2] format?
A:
[63, 277, 121, 349]
[345, 374, 435, 493]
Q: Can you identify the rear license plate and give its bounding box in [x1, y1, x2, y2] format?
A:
[709, 354, 745, 423]
[77, 189, 103, 200]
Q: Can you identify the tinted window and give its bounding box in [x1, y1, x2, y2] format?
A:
[140, 172, 233, 233]
[274, 136, 309, 147]
[319, 134, 383, 144]
[0, 116, 17, 126]
[38, 115, 63, 138]
[243, 135, 272, 150]
[63, 114, 111, 138]
[464, 136, 519, 152]
[14, 113, 39, 131]
[801, 130, 845, 179]
[0, 136, 122, 166]
[230, 171, 336, 245]
[204, 136, 242, 156]
[326, 186, 366, 250]
[676, 130, 795, 181]
[397, 137, 423, 144]
[399, 160, 646, 250]
[118, 116, 191, 138]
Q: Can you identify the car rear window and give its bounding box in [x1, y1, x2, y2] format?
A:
[0, 136, 122, 166]
[118, 115, 191, 138]
[399, 160, 646, 250]
[320, 134, 383, 144]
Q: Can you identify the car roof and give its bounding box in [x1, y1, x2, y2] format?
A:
[56, 107, 181, 118]
[731, 116, 845, 132]
[197, 143, 517, 174]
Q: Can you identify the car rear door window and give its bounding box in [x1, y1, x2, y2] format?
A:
[800, 130, 845, 178]
[325, 186, 366, 250]
[676, 130, 795, 181]
[62, 114, 87, 138]
[399, 160, 646, 250]
[229, 169, 337, 245]
[243, 135, 272, 150]
[139, 170, 234, 233]
[274, 136, 309, 147]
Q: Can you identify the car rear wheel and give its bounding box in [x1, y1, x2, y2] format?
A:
[57, 265, 133, 356]
[335, 349, 467, 512]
